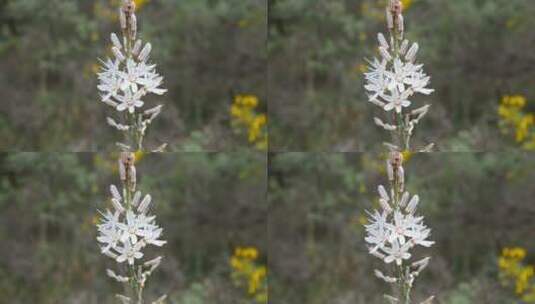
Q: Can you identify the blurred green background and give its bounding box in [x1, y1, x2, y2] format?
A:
[0, 152, 267, 303]
[268, 152, 535, 303]
[268, 0, 535, 151]
[0, 0, 267, 151]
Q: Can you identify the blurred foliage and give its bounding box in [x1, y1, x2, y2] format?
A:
[268, 0, 535, 151]
[0, 152, 267, 303]
[498, 247, 535, 302]
[229, 246, 268, 303]
[498, 95, 535, 150]
[268, 152, 535, 303]
[0, 0, 266, 151]
[230, 95, 268, 151]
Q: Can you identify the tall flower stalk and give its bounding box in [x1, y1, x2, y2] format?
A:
[97, 0, 167, 152]
[364, 152, 435, 304]
[364, 0, 434, 152]
[96, 153, 167, 304]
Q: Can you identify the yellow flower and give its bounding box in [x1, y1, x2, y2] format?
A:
[230, 95, 268, 151]
[134, 0, 149, 9]
[498, 95, 534, 150]
[402, 0, 413, 10]
[401, 150, 412, 163]
[498, 247, 535, 302]
[230, 246, 267, 303]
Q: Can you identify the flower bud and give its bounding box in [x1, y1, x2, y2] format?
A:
[385, 9, 394, 30]
[386, 161, 394, 181]
[379, 47, 392, 61]
[132, 191, 141, 207]
[119, 9, 127, 30]
[116, 294, 131, 304]
[396, 14, 404, 37]
[374, 269, 398, 283]
[420, 296, 435, 304]
[110, 185, 122, 201]
[397, 166, 405, 191]
[419, 143, 435, 152]
[399, 191, 409, 208]
[399, 39, 409, 55]
[406, 194, 419, 214]
[111, 33, 122, 50]
[377, 33, 389, 50]
[112, 47, 125, 62]
[111, 198, 125, 214]
[406, 43, 419, 62]
[132, 39, 142, 56]
[138, 194, 152, 214]
[139, 43, 152, 62]
[130, 14, 137, 39]
[378, 185, 389, 201]
[379, 198, 392, 214]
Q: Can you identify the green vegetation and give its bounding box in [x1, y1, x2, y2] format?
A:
[0, 152, 267, 303]
[268, 0, 535, 151]
[0, 0, 266, 151]
[268, 152, 535, 303]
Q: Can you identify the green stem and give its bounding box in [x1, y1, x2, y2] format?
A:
[124, 176, 143, 303]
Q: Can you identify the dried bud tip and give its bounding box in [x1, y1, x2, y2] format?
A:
[389, 0, 403, 16]
[389, 151, 403, 168]
[121, 0, 136, 15]
[120, 152, 136, 167]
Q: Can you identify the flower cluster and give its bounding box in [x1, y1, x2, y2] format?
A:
[365, 190, 434, 266]
[363, 0, 434, 152]
[498, 247, 535, 302]
[96, 152, 167, 304]
[230, 246, 268, 304]
[97, 185, 166, 265]
[364, 152, 434, 304]
[498, 95, 535, 150]
[97, 0, 167, 151]
[230, 95, 268, 151]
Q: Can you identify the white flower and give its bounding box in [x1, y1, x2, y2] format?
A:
[116, 89, 145, 113]
[116, 240, 144, 265]
[383, 239, 411, 265]
[364, 185, 433, 267]
[382, 87, 412, 113]
[97, 35, 166, 118]
[96, 187, 166, 266]
[364, 36, 433, 120]
[117, 210, 144, 244]
[119, 59, 144, 93]
[385, 59, 411, 92]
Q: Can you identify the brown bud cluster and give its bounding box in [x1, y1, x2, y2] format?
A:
[119, 0, 137, 40]
[390, 151, 403, 169]
[122, 0, 136, 16]
[389, 0, 403, 16]
[386, 0, 404, 38]
[387, 151, 405, 191]
[119, 152, 137, 191]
